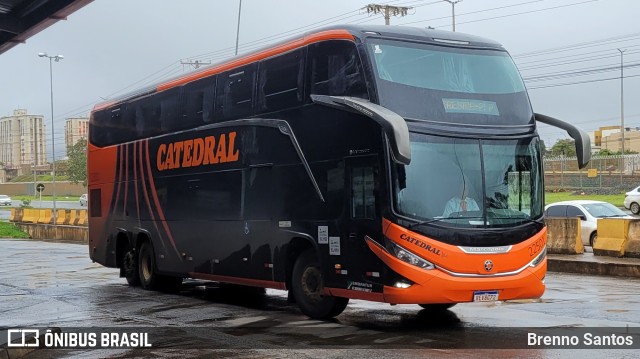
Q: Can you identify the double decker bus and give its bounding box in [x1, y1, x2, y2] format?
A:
[88, 25, 590, 319]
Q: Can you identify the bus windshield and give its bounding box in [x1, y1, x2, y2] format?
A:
[394, 134, 543, 228]
[367, 39, 532, 125]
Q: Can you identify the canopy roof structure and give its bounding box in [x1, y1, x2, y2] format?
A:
[0, 0, 92, 55]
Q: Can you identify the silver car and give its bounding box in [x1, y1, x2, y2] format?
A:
[79, 194, 88, 206]
[624, 185, 640, 214]
[544, 200, 631, 247]
[0, 195, 11, 206]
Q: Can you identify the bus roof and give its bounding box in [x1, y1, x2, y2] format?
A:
[93, 25, 504, 112]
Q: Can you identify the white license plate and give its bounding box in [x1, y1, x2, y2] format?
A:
[473, 290, 499, 302]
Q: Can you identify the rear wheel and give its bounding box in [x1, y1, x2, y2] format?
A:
[138, 241, 182, 292]
[292, 250, 348, 319]
[418, 303, 456, 311]
[631, 202, 640, 215]
[122, 249, 140, 286]
[138, 241, 160, 290]
[590, 232, 597, 247]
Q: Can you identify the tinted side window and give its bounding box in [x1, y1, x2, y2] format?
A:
[351, 166, 375, 218]
[216, 64, 256, 120]
[182, 76, 216, 128]
[89, 110, 109, 147]
[308, 40, 368, 99]
[566, 206, 584, 218]
[158, 88, 181, 132]
[257, 49, 304, 113]
[545, 205, 566, 217]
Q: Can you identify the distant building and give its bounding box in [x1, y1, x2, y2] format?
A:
[65, 117, 89, 148]
[588, 125, 640, 153]
[0, 109, 47, 169]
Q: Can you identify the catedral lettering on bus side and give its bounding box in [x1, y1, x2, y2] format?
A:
[156, 131, 239, 171]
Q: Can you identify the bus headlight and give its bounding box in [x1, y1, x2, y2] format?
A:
[529, 247, 547, 267]
[389, 241, 435, 270]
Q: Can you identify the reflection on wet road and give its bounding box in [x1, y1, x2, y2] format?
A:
[1, 239, 638, 358]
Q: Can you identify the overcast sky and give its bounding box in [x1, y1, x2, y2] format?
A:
[0, 0, 638, 159]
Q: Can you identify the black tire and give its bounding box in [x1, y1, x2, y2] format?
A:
[590, 232, 597, 247]
[122, 249, 140, 286]
[138, 241, 160, 290]
[138, 241, 183, 292]
[292, 250, 348, 319]
[418, 303, 456, 311]
[631, 202, 640, 215]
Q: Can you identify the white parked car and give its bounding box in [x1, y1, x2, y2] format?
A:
[544, 200, 631, 247]
[0, 195, 11, 206]
[79, 194, 88, 206]
[624, 185, 640, 214]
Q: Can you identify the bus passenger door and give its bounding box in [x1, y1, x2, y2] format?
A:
[342, 156, 384, 287]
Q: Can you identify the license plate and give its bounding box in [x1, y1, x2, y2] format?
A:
[473, 290, 499, 302]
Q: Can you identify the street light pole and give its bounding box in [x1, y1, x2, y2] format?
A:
[618, 48, 626, 184]
[235, 0, 242, 56]
[38, 52, 63, 224]
[443, 0, 462, 32]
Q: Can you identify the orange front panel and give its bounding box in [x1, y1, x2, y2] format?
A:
[383, 219, 546, 275]
[364, 219, 547, 304]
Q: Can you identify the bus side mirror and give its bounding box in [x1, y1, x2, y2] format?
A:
[534, 113, 591, 169]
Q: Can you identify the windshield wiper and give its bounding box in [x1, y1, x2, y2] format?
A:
[407, 216, 486, 229]
[407, 217, 448, 229]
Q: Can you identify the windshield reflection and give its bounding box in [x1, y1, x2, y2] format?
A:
[394, 134, 543, 228]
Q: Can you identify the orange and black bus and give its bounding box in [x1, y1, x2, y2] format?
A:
[88, 25, 590, 319]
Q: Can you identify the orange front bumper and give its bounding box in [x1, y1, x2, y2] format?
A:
[366, 236, 546, 304]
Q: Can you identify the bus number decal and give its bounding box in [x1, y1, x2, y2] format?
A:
[156, 131, 240, 171]
[528, 237, 545, 257]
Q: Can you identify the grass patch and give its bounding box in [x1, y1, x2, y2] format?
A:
[545, 192, 626, 207]
[0, 222, 29, 238]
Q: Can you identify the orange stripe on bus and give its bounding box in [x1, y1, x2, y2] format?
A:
[157, 29, 355, 92]
[145, 140, 181, 257]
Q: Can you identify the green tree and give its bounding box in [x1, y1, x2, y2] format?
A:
[549, 139, 576, 157]
[596, 148, 614, 156]
[67, 138, 88, 187]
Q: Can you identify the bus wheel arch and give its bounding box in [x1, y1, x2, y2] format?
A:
[284, 237, 316, 294]
[291, 248, 349, 319]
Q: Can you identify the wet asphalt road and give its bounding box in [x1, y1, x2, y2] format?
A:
[1, 239, 639, 358]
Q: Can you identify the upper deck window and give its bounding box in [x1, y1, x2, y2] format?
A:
[370, 42, 524, 94]
[308, 40, 368, 99]
[367, 39, 532, 126]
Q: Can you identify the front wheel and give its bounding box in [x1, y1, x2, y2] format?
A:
[292, 250, 348, 319]
[631, 202, 640, 215]
[418, 303, 456, 311]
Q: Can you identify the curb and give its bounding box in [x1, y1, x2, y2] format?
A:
[548, 255, 640, 278]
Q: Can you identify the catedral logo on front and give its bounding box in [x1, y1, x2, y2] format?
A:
[399, 233, 445, 256]
[156, 131, 240, 171]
